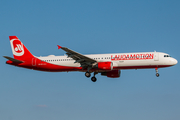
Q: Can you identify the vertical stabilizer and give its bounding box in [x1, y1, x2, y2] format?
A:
[9, 36, 34, 60]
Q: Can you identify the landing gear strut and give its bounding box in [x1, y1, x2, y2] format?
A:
[155, 68, 159, 77]
[85, 67, 92, 78]
[91, 72, 98, 82]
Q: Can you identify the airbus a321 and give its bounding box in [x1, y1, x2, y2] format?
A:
[3, 36, 178, 82]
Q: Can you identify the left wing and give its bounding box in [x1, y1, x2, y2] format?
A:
[57, 45, 97, 68]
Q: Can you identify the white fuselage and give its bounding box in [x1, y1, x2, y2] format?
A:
[37, 52, 177, 71]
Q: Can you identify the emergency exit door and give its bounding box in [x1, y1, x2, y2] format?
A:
[154, 53, 159, 61]
[32, 58, 36, 66]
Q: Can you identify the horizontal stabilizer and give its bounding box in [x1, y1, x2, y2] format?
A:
[3, 56, 24, 63]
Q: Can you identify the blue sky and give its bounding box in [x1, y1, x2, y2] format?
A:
[1, 0, 180, 120]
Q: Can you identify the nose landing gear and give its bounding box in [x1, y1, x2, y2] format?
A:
[155, 68, 159, 77]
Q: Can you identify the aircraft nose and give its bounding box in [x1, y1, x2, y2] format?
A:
[172, 58, 178, 65]
[175, 59, 178, 65]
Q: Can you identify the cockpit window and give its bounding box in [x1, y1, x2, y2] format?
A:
[164, 55, 171, 57]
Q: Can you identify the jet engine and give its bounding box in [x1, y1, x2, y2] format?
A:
[101, 70, 121, 78]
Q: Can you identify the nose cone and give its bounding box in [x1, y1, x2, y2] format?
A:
[172, 58, 178, 65]
[175, 59, 178, 65]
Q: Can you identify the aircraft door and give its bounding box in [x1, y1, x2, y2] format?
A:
[154, 53, 159, 61]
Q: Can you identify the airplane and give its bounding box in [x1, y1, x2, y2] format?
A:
[3, 36, 178, 82]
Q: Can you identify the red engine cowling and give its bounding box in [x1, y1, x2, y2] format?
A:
[101, 70, 121, 78]
[97, 62, 113, 70]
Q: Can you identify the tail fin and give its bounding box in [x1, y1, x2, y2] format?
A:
[9, 36, 34, 60]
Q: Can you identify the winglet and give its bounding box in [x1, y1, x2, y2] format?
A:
[57, 45, 62, 49]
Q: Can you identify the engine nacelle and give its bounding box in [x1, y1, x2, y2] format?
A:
[97, 62, 113, 70]
[101, 70, 121, 78]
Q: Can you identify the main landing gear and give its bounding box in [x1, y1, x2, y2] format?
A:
[155, 68, 159, 77]
[91, 72, 98, 82]
[85, 72, 91, 78]
[85, 72, 98, 82]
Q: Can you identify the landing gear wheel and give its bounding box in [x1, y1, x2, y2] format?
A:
[91, 77, 97, 82]
[155, 68, 159, 77]
[156, 73, 159, 77]
[85, 72, 91, 78]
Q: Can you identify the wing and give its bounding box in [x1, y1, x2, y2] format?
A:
[57, 45, 97, 68]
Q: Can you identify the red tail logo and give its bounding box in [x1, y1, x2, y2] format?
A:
[13, 40, 24, 53]
[10, 38, 24, 56]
